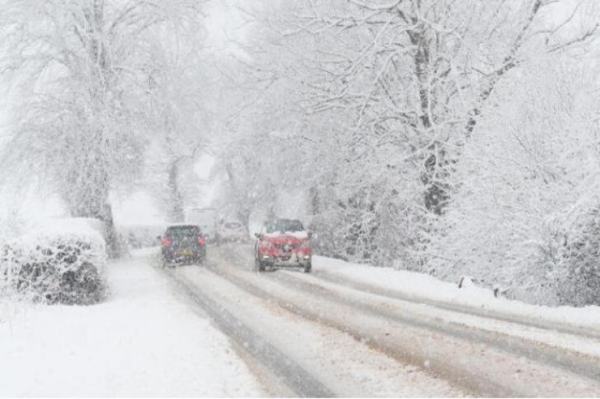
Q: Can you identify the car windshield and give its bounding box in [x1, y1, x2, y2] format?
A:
[166, 226, 200, 238]
[265, 219, 304, 233]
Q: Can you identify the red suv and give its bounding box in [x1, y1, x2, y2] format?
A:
[254, 219, 312, 273]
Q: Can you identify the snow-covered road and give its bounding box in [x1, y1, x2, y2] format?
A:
[164, 255, 463, 397]
[163, 243, 600, 397]
[3, 244, 600, 397]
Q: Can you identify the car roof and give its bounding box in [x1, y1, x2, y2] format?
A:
[166, 224, 199, 229]
[270, 218, 301, 223]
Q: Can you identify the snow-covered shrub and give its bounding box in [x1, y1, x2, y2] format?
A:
[0, 219, 107, 305]
[309, 210, 349, 261]
[555, 207, 600, 306]
[309, 183, 431, 269]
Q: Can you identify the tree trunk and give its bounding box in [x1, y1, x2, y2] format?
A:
[65, 197, 122, 258]
[99, 203, 121, 259]
[167, 159, 185, 223]
[309, 186, 320, 215]
[409, 27, 449, 215]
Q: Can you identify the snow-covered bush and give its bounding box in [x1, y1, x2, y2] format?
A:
[555, 207, 600, 306]
[0, 219, 107, 305]
[309, 186, 430, 269]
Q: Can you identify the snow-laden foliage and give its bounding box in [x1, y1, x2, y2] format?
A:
[213, 0, 600, 305]
[0, 0, 204, 256]
[142, 23, 218, 223]
[432, 57, 600, 305]
[0, 219, 107, 305]
[557, 207, 600, 306]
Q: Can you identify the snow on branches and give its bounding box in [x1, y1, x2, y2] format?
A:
[217, 0, 600, 305]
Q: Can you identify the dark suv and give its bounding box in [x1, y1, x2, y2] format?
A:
[159, 224, 206, 266]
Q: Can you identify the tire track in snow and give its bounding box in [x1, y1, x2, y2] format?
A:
[158, 266, 334, 398]
[222, 243, 600, 342]
[206, 247, 600, 397]
[202, 262, 514, 397]
[270, 269, 600, 382]
[311, 268, 600, 341]
[221, 243, 600, 360]
[173, 263, 466, 397]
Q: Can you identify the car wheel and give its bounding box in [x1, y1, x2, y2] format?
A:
[255, 257, 265, 272]
[303, 262, 312, 273]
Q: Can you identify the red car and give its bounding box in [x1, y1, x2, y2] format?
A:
[254, 219, 312, 273]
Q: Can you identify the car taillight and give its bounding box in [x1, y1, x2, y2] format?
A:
[198, 236, 206, 246]
[161, 237, 172, 247]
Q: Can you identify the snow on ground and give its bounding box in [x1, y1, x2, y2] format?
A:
[313, 256, 600, 331]
[0, 253, 264, 396]
[176, 260, 466, 397]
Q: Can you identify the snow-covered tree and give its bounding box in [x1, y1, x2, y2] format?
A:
[0, 0, 202, 255]
[221, 0, 600, 271]
[431, 55, 600, 305]
[143, 21, 216, 223]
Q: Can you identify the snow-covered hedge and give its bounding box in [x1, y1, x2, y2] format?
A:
[554, 207, 600, 306]
[0, 218, 107, 305]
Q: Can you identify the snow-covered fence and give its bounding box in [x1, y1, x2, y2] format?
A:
[0, 219, 107, 305]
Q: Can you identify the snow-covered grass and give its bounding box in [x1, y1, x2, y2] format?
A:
[0, 253, 263, 396]
[314, 256, 600, 331]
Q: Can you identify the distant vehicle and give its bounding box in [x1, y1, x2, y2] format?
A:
[217, 220, 248, 243]
[254, 218, 312, 273]
[185, 207, 217, 243]
[159, 224, 206, 266]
